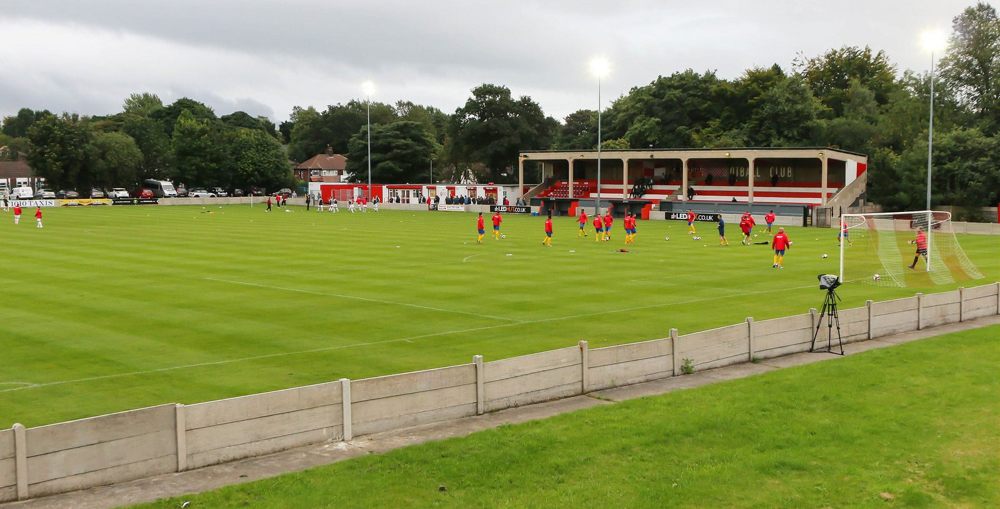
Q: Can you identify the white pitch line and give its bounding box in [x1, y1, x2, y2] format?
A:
[1, 278, 864, 394]
[0, 382, 37, 387]
[203, 277, 517, 322]
[462, 254, 481, 263]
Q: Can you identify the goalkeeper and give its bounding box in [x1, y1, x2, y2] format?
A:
[908, 228, 928, 269]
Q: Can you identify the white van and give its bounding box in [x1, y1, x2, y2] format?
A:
[10, 186, 34, 200]
[143, 179, 178, 198]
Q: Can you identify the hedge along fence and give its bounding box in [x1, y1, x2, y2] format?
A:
[3, 283, 999, 503]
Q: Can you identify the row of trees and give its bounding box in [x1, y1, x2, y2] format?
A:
[2, 3, 997, 213]
[1, 94, 292, 194]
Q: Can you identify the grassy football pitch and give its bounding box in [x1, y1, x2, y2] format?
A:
[137, 325, 1000, 508]
[1, 205, 997, 426]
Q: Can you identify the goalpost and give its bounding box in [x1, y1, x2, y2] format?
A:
[839, 210, 983, 287]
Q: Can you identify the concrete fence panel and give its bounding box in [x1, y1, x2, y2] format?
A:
[24, 405, 176, 498]
[836, 306, 870, 343]
[679, 323, 749, 370]
[753, 313, 813, 359]
[871, 296, 919, 337]
[0, 428, 15, 502]
[351, 364, 477, 436]
[587, 338, 672, 391]
[962, 283, 999, 320]
[484, 346, 582, 412]
[184, 382, 343, 469]
[921, 290, 961, 328]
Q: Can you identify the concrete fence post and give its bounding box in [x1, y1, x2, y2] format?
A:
[959, 287, 965, 322]
[13, 423, 27, 500]
[996, 282, 999, 315]
[809, 307, 818, 335]
[866, 300, 874, 340]
[474, 355, 485, 415]
[669, 328, 680, 376]
[578, 341, 589, 394]
[174, 404, 187, 472]
[339, 378, 352, 441]
[746, 317, 755, 362]
[916, 293, 924, 330]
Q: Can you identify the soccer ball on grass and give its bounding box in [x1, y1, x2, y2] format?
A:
[873, 273, 881, 282]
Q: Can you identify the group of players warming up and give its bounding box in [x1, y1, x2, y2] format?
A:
[473, 205, 935, 273]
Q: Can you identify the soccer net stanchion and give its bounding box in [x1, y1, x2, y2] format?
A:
[811, 275, 845, 355]
[839, 210, 983, 288]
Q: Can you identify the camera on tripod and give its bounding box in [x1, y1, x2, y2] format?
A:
[817, 274, 840, 291]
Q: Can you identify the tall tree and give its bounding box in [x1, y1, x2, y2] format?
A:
[2, 108, 51, 138]
[25, 114, 91, 190]
[939, 2, 1000, 132]
[227, 128, 292, 191]
[795, 46, 898, 117]
[122, 93, 163, 117]
[448, 84, 554, 181]
[171, 110, 225, 187]
[90, 131, 143, 191]
[346, 121, 439, 183]
[556, 109, 597, 149]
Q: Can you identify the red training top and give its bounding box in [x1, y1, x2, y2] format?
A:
[594, 217, 602, 229]
[35, 208, 42, 219]
[772, 232, 790, 250]
[915, 231, 927, 250]
[492, 213, 502, 227]
[579, 212, 587, 225]
[765, 212, 776, 223]
[544, 218, 553, 234]
[687, 211, 696, 222]
[604, 214, 613, 227]
[13, 206, 21, 215]
[477, 216, 484, 229]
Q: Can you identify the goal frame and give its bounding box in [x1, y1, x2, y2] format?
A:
[839, 210, 938, 281]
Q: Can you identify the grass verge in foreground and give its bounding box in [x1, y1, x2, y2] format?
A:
[138, 325, 1000, 508]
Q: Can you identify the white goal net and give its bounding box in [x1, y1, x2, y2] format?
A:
[839, 211, 983, 287]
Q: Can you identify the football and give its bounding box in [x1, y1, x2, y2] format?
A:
[822, 253, 828, 259]
[873, 273, 881, 281]
[500, 234, 506, 239]
[664, 235, 670, 241]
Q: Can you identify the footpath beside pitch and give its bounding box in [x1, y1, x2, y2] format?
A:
[3, 315, 998, 509]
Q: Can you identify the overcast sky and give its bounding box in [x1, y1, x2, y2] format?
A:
[0, 0, 988, 124]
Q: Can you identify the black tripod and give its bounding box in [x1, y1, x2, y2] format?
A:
[811, 288, 845, 355]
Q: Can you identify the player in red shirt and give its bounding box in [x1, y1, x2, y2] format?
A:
[593, 214, 603, 242]
[492, 211, 503, 240]
[908, 228, 928, 269]
[542, 213, 553, 246]
[34, 207, 43, 229]
[603, 211, 613, 241]
[686, 209, 697, 235]
[838, 219, 853, 247]
[771, 227, 791, 268]
[764, 210, 776, 233]
[476, 212, 486, 244]
[13, 204, 22, 225]
[578, 210, 588, 237]
[625, 213, 638, 244]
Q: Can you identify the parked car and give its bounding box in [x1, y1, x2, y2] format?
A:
[276, 188, 293, 198]
[56, 190, 81, 199]
[175, 186, 188, 197]
[109, 188, 130, 199]
[210, 187, 229, 197]
[137, 188, 155, 199]
[10, 186, 34, 199]
[232, 188, 245, 197]
[36, 189, 56, 199]
[90, 189, 106, 198]
[249, 187, 266, 196]
[189, 188, 217, 198]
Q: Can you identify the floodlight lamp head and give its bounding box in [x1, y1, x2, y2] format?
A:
[361, 80, 376, 98]
[589, 57, 611, 79]
[921, 29, 947, 53]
